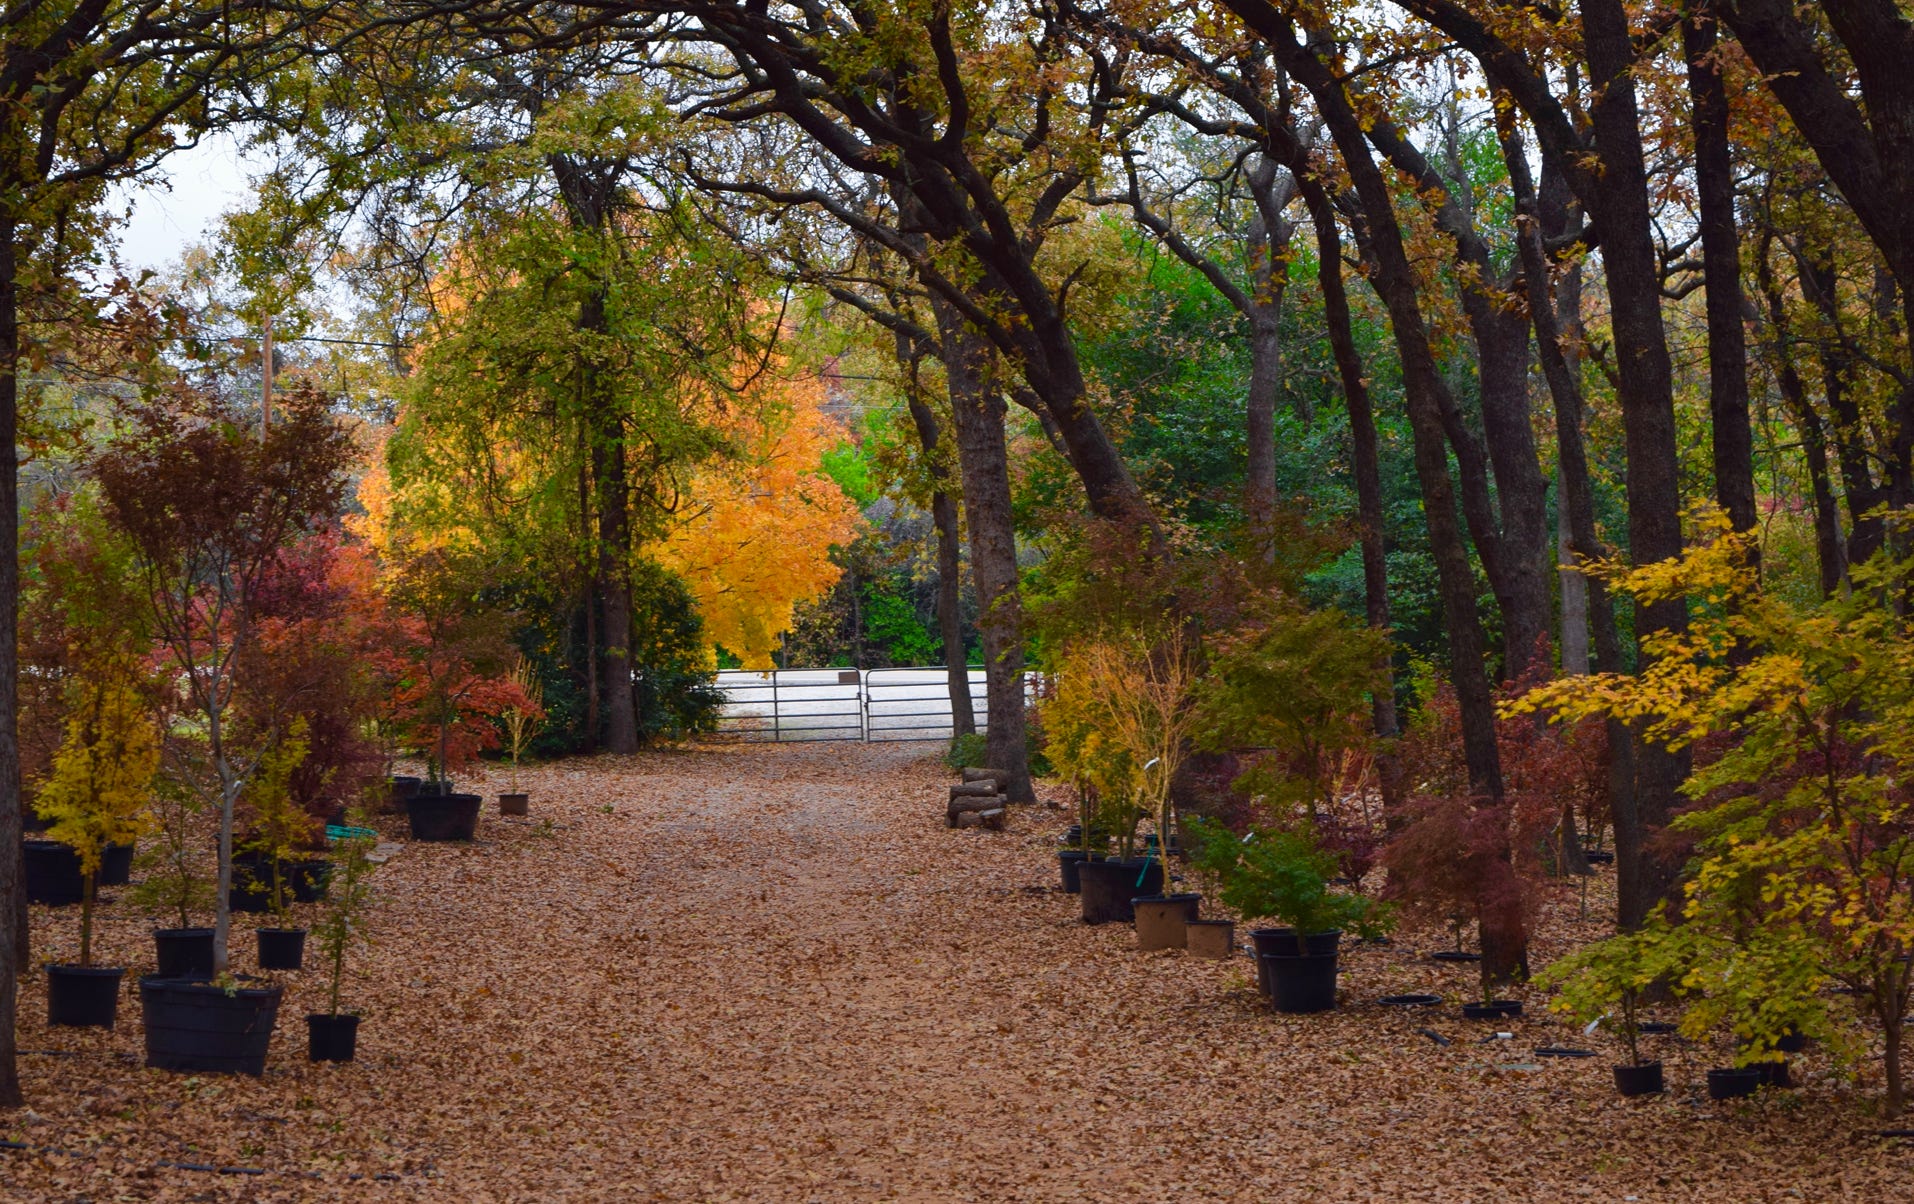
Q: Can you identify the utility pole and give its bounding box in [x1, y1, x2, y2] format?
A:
[261, 315, 274, 436]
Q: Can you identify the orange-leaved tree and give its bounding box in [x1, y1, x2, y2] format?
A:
[649, 365, 861, 670]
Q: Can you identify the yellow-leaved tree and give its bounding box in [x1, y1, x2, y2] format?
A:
[37, 678, 160, 966]
[649, 369, 862, 669]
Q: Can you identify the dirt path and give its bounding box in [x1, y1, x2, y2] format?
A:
[5, 743, 1911, 1201]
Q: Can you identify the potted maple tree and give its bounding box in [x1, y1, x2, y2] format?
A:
[496, 656, 544, 816]
[378, 545, 522, 841]
[234, 722, 316, 971]
[1038, 631, 1187, 928]
[97, 385, 354, 1074]
[1538, 933, 1671, 1097]
[1187, 816, 1390, 1013]
[308, 823, 377, 1062]
[35, 677, 159, 1028]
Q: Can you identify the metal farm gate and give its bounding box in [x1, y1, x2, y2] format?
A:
[711, 666, 994, 743]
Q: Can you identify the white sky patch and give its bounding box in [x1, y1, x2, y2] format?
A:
[108, 133, 260, 273]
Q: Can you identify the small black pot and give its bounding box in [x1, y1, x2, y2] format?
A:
[498, 792, 529, 817]
[140, 975, 283, 1076]
[98, 842, 135, 887]
[1462, 999, 1525, 1020]
[1249, 928, 1341, 995]
[1075, 857, 1163, 924]
[47, 964, 124, 1029]
[153, 928, 215, 980]
[1613, 1061, 1664, 1097]
[1379, 993, 1443, 1007]
[1707, 1067, 1761, 1100]
[1058, 849, 1092, 894]
[257, 927, 307, 971]
[1584, 850, 1616, 865]
[1752, 1059, 1792, 1089]
[307, 1013, 361, 1063]
[22, 840, 84, 905]
[406, 792, 482, 841]
[1264, 952, 1339, 1014]
[1430, 949, 1482, 963]
[230, 854, 327, 913]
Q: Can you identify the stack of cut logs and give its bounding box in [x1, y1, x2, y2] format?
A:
[947, 767, 1011, 830]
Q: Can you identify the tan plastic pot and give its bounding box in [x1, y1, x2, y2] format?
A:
[1184, 918, 1235, 960]
[1132, 893, 1200, 951]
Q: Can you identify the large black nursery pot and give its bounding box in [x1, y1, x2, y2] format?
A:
[23, 840, 84, 905]
[152, 928, 216, 980]
[1613, 1061, 1665, 1097]
[257, 927, 307, 972]
[47, 965, 124, 1029]
[307, 1013, 361, 1063]
[1057, 849, 1093, 894]
[1263, 951, 1339, 1014]
[1707, 1067, 1761, 1101]
[406, 792, 481, 841]
[1076, 857, 1164, 924]
[386, 774, 423, 813]
[1462, 999, 1525, 1020]
[1132, 893, 1201, 951]
[141, 975, 282, 1076]
[1249, 928, 1341, 996]
[97, 842, 135, 887]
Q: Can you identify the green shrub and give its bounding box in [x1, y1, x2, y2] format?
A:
[944, 731, 987, 770]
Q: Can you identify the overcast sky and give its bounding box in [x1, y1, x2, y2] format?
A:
[109, 134, 256, 274]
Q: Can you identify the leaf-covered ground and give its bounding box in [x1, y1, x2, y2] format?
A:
[4, 742, 1910, 1200]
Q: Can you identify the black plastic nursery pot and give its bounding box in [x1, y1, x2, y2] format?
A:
[498, 792, 529, 817]
[47, 965, 124, 1029]
[406, 792, 482, 842]
[1132, 893, 1201, 951]
[229, 854, 329, 912]
[1264, 952, 1339, 1014]
[23, 840, 84, 905]
[1752, 1059, 1792, 1089]
[1249, 928, 1341, 995]
[152, 928, 216, 980]
[386, 775, 423, 813]
[1707, 1067, 1762, 1101]
[98, 842, 135, 887]
[307, 1013, 361, 1063]
[1462, 999, 1525, 1020]
[140, 975, 283, 1076]
[1076, 857, 1163, 925]
[257, 927, 307, 972]
[1613, 1061, 1665, 1097]
[1057, 849, 1092, 894]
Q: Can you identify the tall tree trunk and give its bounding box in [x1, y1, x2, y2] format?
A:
[1685, 5, 1759, 535]
[580, 457, 600, 752]
[1755, 236, 1846, 594]
[934, 303, 1032, 802]
[899, 337, 976, 737]
[1297, 176, 1401, 779]
[1795, 244, 1888, 566]
[1557, 505, 1589, 675]
[1245, 309, 1284, 548]
[583, 285, 639, 754]
[929, 489, 974, 736]
[1269, 19, 1521, 983]
[1500, 113, 1623, 676]
[1365, 109, 1552, 678]
[1472, 302, 1552, 677]
[1581, 0, 1692, 931]
[0, 212, 24, 1106]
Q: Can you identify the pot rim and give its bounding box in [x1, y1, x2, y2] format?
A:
[138, 973, 284, 1000]
[46, 963, 126, 977]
